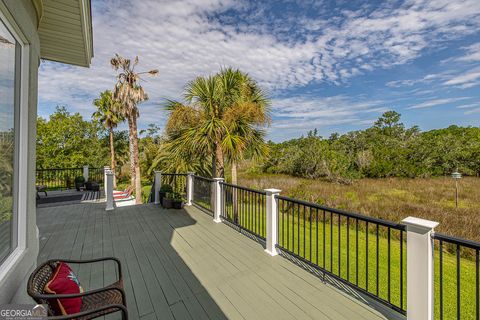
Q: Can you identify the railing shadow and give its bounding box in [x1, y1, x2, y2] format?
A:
[277, 249, 406, 320]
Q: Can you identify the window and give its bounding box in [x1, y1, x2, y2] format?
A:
[0, 17, 20, 263]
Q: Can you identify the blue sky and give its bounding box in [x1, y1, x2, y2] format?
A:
[38, 0, 480, 142]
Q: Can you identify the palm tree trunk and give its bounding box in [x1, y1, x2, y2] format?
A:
[231, 161, 238, 185]
[127, 117, 136, 192]
[109, 127, 117, 189]
[214, 141, 224, 178]
[231, 161, 238, 223]
[131, 113, 142, 204]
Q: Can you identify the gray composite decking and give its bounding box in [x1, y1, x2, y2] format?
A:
[37, 202, 403, 320]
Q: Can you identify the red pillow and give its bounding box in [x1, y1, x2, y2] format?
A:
[45, 262, 83, 315]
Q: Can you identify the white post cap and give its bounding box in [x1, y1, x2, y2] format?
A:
[264, 188, 281, 195]
[402, 216, 439, 233]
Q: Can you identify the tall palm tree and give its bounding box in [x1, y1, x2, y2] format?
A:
[164, 68, 270, 179]
[92, 90, 123, 189]
[111, 54, 158, 203]
[220, 69, 270, 184]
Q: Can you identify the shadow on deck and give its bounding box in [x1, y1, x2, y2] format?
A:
[37, 202, 404, 320]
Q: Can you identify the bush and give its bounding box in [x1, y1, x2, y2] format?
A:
[74, 176, 85, 184]
[160, 184, 173, 193]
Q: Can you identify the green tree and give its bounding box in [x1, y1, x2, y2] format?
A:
[111, 54, 158, 203]
[164, 67, 270, 179]
[92, 90, 124, 188]
[36, 106, 107, 169]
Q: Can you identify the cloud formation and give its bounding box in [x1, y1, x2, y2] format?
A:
[37, 0, 480, 139]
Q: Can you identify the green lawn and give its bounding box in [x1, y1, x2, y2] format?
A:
[223, 200, 478, 319]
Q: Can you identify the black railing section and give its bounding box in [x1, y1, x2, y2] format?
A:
[147, 178, 156, 203]
[162, 173, 187, 198]
[36, 168, 84, 190]
[432, 232, 480, 320]
[275, 195, 406, 314]
[88, 167, 104, 185]
[192, 175, 214, 214]
[220, 182, 267, 240]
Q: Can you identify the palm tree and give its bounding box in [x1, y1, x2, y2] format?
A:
[110, 54, 158, 204]
[92, 90, 123, 189]
[164, 68, 270, 179]
[220, 69, 270, 184]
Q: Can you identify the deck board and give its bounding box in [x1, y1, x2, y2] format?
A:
[37, 202, 404, 320]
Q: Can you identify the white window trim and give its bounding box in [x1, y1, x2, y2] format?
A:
[0, 2, 31, 282]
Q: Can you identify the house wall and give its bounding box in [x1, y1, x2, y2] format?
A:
[0, 0, 40, 304]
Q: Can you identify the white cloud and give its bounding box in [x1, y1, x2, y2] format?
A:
[464, 108, 480, 115]
[406, 97, 471, 109]
[455, 43, 480, 62]
[456, 103, 479, 109]
[268, 95, 387, 139]
[443, 67, 480, 88]
[38, 0, 480, 133]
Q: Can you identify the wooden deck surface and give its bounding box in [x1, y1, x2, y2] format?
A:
[37, 202, 403, 320]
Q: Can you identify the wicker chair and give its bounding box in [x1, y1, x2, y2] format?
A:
[27, 257, 128, 320]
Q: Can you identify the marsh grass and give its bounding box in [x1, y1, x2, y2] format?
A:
[238, 172, 480, 243]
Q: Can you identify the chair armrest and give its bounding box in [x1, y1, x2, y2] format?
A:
[46, 257, 123, 280]
[30, 286, 125, 300]
[47, 303, 128, 320]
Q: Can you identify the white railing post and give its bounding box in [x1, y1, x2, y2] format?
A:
[186, 172, 194, 206]
[213, 178, 224, 223]
[154, 171, 162, 204]
[103, 166, 110, 195]
[264, 188, 281, 256]
[402, 216, 439, 320]
[105, 170, 115, 211]
[83, 165, 89, 182]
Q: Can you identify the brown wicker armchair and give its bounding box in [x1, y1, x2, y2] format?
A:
[27, 257, 128, 320]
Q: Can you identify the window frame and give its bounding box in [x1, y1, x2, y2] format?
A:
[0, 2, 31, 277]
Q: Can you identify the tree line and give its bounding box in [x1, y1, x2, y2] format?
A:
[261, 111, 480, 182]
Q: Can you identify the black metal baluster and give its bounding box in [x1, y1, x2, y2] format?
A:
[287, 200, 290, 251]
[440, 240, 443, 320]
[356, 219, 359, 286]
[330, 212, 333, 272]
[316, 208, 319, 266]
[376, 224, 379, 297]
[282, 200, 285, 247]
[476, 249, 479, 320]
[347, 217, 350, 281]
[249, 190, 252, 230]
[338, 215, 341, 276]
[254, 192, 257, 234]
[366, 221, 369, 291]
[388, 227, 391, 303]
[309, 207, 312, 262]
[457, 244, 461, 319]
[400, 230, 404, 310]
[255, 192, 258, 232]
[297, 203, 300, 256]
[323, 210, 326, 270]
[303, 205, 306, 258]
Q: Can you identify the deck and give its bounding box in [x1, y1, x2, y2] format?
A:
[37, 202, 404, 320]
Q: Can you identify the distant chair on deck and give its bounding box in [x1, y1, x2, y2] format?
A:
[113, 187, 135, 207]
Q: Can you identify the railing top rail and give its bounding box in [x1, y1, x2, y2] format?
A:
[36, 167, 83, 171]
[432, 232, 480, 250]
[193, 175, 214, 182]
[161, 173, 188, 176]
[220, 182, 267, 195]
[276, 194, 406, 230]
